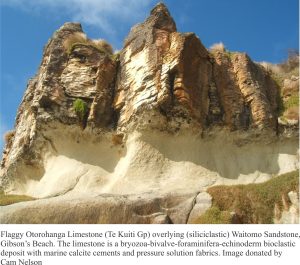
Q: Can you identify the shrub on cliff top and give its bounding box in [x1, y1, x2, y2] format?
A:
[63, 32, 88, 54]
[209, 42, 225, 52]
[63, 33, 113, 55]
[4, 130, 15, 145]
[92, 39, 113, 55]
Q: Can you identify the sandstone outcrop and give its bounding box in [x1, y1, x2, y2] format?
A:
[0, 3, 298, 224]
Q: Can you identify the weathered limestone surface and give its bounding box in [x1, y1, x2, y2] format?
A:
[0, 3, 298, 224]
[0, 192, 196, 224]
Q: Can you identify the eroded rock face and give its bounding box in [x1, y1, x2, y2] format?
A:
[211, 51, 279, 130]
[114, 4, 212, 129]
[0, 3, 298, 224]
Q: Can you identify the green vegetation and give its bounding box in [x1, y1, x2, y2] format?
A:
[0, 193, 35, 206]
[276, 86, 286, 116]
[284, 94, 299, 109]
[193, 206, 232, 224]
[194, 170, 299, 224]
[274, 81, 298, 118]
[73, 99, 88, 121]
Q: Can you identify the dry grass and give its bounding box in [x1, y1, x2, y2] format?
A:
[209, 42, 225, 52]
[260, 52, 299, 75]
[63, 32, 87, 53]
[0, 193, 35, 206]
[4, 130, 15, 144]
[259, 61, 282, 74]
[92, 39, 113, 55]
[63, 32, 113, 56]
[195, 170, 299, 224]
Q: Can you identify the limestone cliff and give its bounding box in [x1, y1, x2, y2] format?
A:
[0, 3, 298, 224]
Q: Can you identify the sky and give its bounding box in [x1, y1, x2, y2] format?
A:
[0, 0, 299, 151]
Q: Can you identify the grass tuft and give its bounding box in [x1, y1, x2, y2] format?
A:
[73, 98, 88, 121]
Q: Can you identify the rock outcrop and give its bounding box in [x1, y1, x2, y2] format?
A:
[274, 191, 299, 224]
[0, 192, 197, 224]
[0, 3, 298, 224]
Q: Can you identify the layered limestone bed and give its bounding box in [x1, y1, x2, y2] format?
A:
[0, 3, 298, 223]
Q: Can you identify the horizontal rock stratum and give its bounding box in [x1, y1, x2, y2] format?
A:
[0, 3, 298, 224]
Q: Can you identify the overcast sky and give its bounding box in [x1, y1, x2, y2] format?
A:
[0, 0, 299, 151]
